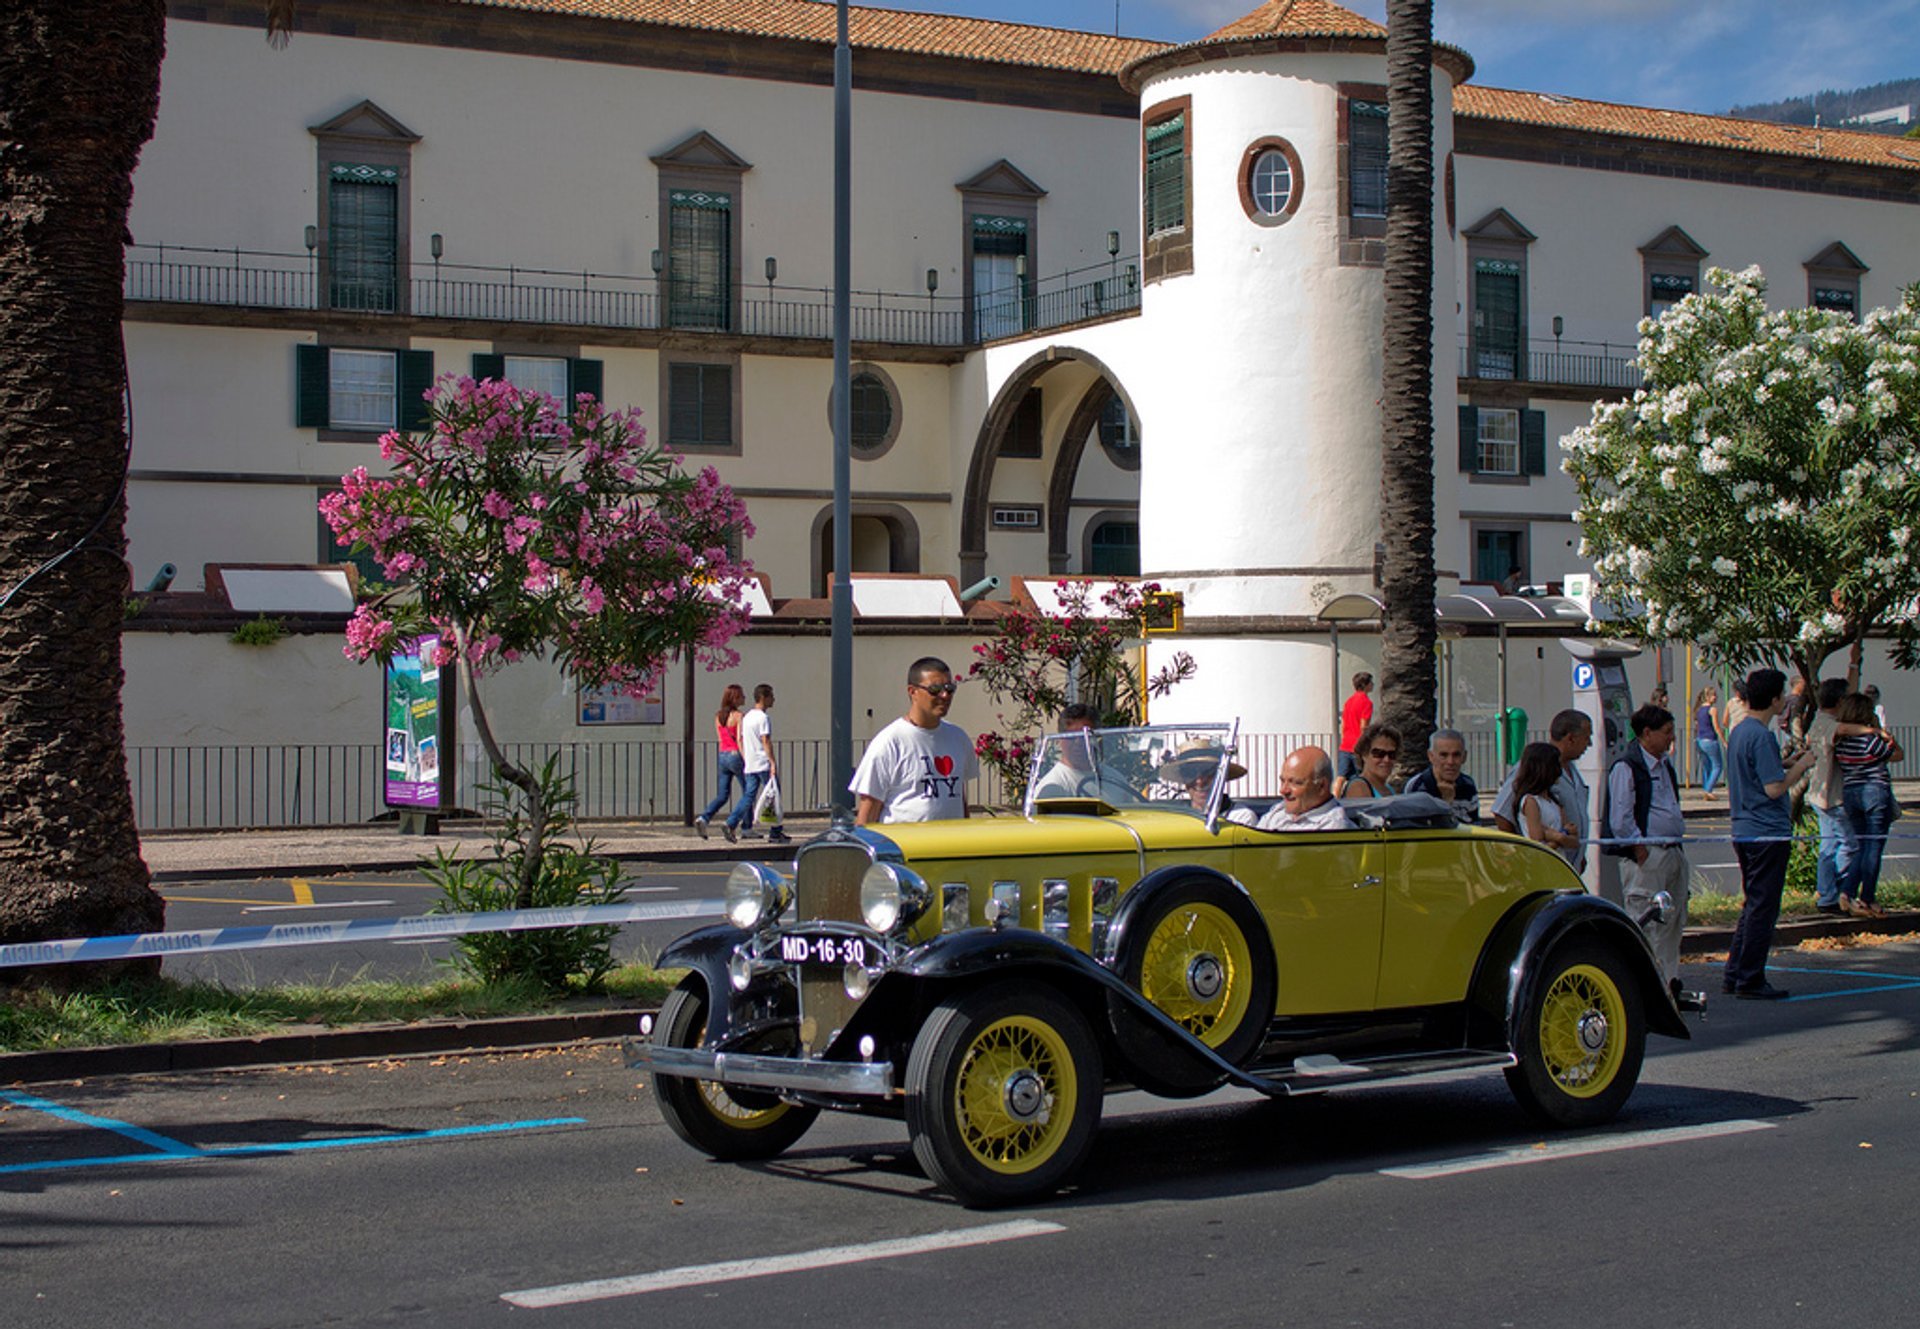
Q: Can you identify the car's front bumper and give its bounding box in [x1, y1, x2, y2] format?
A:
[625, 1037, 896, 1098]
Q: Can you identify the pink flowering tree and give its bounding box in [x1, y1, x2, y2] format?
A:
[967, 579, 1195, 802]
[322, 376, 753, 911]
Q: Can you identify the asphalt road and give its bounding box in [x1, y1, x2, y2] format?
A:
[154, 862, 731, 986]
[7, 942, 1919, 1328]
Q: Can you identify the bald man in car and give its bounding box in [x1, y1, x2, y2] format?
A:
[1255, 745, 1353, 832]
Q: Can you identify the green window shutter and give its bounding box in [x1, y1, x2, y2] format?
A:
[1458, 405, 1479, 473]
[568, 358, 603, 408]
[1144, 114, 1186, 236]
[1521, 409, 1547, 475]
[667, 190, 732, 331]
[327, 165, 400, 313]
[296, 344, 331, 428]
[701, 364, 732, 445]
[1349, 100, 1389, 218]
[398, 349, 435, 431]
[668, 364, 701, 444]
[471, 353, 505, 382]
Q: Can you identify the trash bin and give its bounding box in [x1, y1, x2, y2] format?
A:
[1498, 706, 1528, 764]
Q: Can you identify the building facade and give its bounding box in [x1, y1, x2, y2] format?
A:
[123, 0, 1920, 748]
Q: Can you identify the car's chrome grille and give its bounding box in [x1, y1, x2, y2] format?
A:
[794, 839, 875, 1056]
[795, 841, 869, 924]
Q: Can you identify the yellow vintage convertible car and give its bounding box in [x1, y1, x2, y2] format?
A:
[629, 723, 1689, 1206]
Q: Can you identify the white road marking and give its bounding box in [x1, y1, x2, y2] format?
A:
[500, 1220, 1066, 1308]
[241, 900, 394, 913]
[626, 885, 679, 893]
[1379, 1119, 1775, 1180]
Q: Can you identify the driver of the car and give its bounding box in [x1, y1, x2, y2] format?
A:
[1029, 704, 1139, 802]
[1256, 746, 1353, 832]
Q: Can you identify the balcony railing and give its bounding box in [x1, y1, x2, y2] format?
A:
[123, 243, 1139, 349]
[1457, 333, 1642, 390]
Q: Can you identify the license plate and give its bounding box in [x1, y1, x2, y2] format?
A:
[778, 932, 878, 969]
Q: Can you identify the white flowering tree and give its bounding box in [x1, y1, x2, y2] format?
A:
[1564, 267, 1920, 683]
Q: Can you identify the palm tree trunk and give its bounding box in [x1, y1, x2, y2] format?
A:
[0, 2, 169, 977]
[1379, 0, 1438, 776]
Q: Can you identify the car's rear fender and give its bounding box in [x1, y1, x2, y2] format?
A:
[1470, 892, 1688, 1043]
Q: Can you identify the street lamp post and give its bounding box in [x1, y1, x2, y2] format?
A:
[830, 0, 854, 815]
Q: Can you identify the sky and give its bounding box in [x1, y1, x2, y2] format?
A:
[874, 0, 1920, 116]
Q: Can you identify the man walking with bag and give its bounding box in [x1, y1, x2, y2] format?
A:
[725, 683, 790, 844]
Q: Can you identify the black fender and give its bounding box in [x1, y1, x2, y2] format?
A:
[1470, 892, 1688, 1046]
[654, 924, 750, 1042]
[838, 925, 1278, 1100]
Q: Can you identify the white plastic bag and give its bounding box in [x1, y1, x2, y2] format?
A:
[753, 775, 783, 826]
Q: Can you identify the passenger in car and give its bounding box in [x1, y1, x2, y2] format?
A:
[1152, 738, 1251, 819]
[1403, 727, 1480, 823]
[1030, 703, 1139, 802]
[1255, 746, 1353, 831]
[1335, 722, 1402, 799]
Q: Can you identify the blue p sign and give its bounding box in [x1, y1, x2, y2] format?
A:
[1572, 662, 1596, 692]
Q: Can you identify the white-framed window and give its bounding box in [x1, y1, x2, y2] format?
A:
[1250, 149, 1293, 216]
[1477, 407, 1521, 475]
[329, 349, 398, 431]
[503, 355, 569, 403]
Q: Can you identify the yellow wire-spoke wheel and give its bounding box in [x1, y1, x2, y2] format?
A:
[1138, 901, 1254, 1048]
[652, 984, 819, 1161]
[907, 984, 1103, 1207]
[1535, 962, 1628, 1098]
[696, 1078, 796, 1129]
[952, 1015, 1079, 1174]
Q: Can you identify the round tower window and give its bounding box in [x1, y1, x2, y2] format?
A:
[1238, 138, 1303, 226]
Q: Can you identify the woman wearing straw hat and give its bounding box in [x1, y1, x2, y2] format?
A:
[1153, 737, 1250, 820]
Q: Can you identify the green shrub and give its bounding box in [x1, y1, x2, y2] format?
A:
[422, 756, 627, 993]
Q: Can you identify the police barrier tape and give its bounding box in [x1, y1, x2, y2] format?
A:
[0, 899, 724, 970]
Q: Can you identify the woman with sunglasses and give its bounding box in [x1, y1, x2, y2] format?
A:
[1336, 722, 1402, 799]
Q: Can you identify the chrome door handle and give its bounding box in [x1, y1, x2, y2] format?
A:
[1353, 875, 1382, 890]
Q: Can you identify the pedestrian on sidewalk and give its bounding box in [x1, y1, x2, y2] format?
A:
[1724, 668, 1818, 1000]
[1693, 685, 1724, 796]
[693, 683, 745, 839]
[1835, 690, 1903, 919]
[1513, 742, 1581, 866]
[1336, 672, 1374, 785]
[1491, 709, 1593, 876]
[724, 684, 790, 844]
[1605, 703, 1689, 998]
[1804, 678, 1856, 914]
[851, 657, 976, 825]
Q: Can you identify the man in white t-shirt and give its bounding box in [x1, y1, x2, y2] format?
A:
[724, 683, 789, 844]
[850, 657, 977, 825]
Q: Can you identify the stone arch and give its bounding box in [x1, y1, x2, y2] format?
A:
[809, 501, 921, 598]
[959, 345, 1140, 584]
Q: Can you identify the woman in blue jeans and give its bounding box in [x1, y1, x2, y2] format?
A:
[1692, 685, 1724, 795]
[692, 683, 746, 839]
[1835, 691, 1903, 918]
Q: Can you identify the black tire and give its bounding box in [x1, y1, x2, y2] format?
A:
[905, 983, 1103, 1208]
[1504, 936, 1647, 1127]
[1115, 877, 1276, 1068]
[651, 983, 820, 1161]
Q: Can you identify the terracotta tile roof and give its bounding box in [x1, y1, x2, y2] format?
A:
[455, 0, 1167, 75]
[1457, 84, 1920, 174]
[1205, 0, 1384, 42]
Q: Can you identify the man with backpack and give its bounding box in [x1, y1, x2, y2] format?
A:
[1605, 703, 1697, 1008]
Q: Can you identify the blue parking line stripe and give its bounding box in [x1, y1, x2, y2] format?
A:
[1783, 981, 1920, 1003]
[2, 1089, 197, 1156]
[1769, 965, 1916, 981]
[0, 1116, 586, 1176]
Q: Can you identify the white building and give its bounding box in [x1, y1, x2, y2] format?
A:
[119, 0, 1920, 786]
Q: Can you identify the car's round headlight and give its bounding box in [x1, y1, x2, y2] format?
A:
[860, 862, 929, 934]
[726, 862, 788, 930]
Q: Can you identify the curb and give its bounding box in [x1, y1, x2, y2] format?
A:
[1680, 907, 1920, 956]
[2, 1008, 648, 1087]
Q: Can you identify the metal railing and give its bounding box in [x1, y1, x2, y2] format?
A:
[1457, 333, 1642, 390]
[123, 243, 1136, 349]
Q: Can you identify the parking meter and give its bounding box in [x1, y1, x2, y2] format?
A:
[1563, 638, 1641, 902]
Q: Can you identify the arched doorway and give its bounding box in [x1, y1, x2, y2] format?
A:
[810, 502, 921, 598]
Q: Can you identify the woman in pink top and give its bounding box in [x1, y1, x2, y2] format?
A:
[694, 683, 746, 838]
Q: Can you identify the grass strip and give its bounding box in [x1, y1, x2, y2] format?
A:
[0, 964, 677, 1055]
[1684, 878, 1918, 927]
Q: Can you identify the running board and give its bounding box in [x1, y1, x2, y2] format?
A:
[1255, 1049, 1518, 1096]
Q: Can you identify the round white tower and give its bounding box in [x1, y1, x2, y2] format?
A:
[1119, 2, 1467, 742]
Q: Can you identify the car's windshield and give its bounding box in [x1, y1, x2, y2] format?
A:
[1025, 723, 1237, 818]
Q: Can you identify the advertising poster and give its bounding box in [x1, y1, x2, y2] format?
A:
[577, 683, 666, 727]
[384, 634, 445, 808]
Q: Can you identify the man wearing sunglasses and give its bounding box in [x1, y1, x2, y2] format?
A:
[851, 656, 978, 825]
